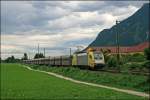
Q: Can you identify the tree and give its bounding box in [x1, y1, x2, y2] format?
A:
[144, 48, 150, 70]
[0, 57, 2, 63]
[22, 53, 28, 60]
[4, 56, 21, 63]
[34, 53, 45, 59]
[144, 48, 150, 60]
[144, 48, 150, 84]
[107, 56, 118, 68]
[11, 55, 15, 60]
[5, 55, 15, 63]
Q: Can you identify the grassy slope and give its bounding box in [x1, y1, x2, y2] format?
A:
[0, 63, 147, 100]
[30, 65, 149, 93]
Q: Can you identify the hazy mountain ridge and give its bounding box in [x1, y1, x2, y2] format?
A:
[89, 3, 149, 47]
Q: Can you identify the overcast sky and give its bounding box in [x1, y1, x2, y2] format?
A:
[1, 1, 149, 59]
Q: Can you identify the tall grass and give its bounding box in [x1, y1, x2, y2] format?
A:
[28, 64, 149, 93]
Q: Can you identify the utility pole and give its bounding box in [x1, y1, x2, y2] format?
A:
[37, 43, 39, 64]
[147, 31, 150, 48]
[116, 20, 120, 71]
[149, 31, 150, 49]
[69, 48, 71, 57]
[69, 48, 72, 65]
[44, 48, 45, 58]
[38, 43, 39, 55]
[28, 52, 30, 60]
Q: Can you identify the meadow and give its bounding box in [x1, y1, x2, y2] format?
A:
[29, 64, 149, 93]
[0, 63, 147, 99]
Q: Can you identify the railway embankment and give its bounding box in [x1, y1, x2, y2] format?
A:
[26, 64, 149, 94]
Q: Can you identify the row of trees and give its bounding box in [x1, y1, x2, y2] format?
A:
[1, 53, 45, 63]
[34, 53, 45, 59]
[22, 53, 45, 60]
[3, 56, 21, 63]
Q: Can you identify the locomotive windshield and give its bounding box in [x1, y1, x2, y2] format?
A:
[94, 53, 103, 60]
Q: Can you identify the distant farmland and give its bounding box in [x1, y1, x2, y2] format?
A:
[0, 63, 147, 99]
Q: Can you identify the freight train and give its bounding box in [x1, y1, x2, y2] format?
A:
[23, 49, 105, 69]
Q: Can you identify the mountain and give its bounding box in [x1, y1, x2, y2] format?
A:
[89, 3, 149, 47]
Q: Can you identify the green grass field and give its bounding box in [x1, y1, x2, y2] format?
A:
[29, 64, 149, 93]
[0, 63, 147, 99]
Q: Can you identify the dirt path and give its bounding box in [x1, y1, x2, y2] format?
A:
[22, 65, 149, 98]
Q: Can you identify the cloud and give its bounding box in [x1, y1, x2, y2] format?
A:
[47, 11, 117, 31]
[1, 1, 36, 33]
[1, 1, 71, 33]
[1, 1, 148, 59]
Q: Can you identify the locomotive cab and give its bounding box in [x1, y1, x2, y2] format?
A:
[87, 51, 105, 69]
[93, 52, 105, 68]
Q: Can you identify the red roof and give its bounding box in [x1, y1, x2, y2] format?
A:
[89, 42, 149, 53]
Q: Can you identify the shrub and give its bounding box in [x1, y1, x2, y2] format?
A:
[118, 55, 127, 65]
[144, 48, 150, 60]
[121, 53, 145, 63]
[124, 54, 132, 62]
[132, 53, 145, 62]
[126, 62, 145, 71]
[132, 53, 142, 57]
[106, 56, 118, 67]
[142, 61, 150, 69]
[31, 64, 39, 69]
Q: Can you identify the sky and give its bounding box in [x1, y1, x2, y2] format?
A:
[1, 1, 149, 59]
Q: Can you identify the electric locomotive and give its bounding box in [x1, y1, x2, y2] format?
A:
[72, 49, 105, 69]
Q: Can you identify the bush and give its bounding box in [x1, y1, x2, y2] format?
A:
[128, 62, 142, 70]
[142, 61, 150, 69]
[132, 53, 142, 57]
[121, 53, 145, 63]
[30, 64, 39, 69]
[129, 63, 139, 70]
[118, 55, 127, 65]
[144, 48, 150, 60]
[106, 56, 118, 67]
[132, 53, 145, 62]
